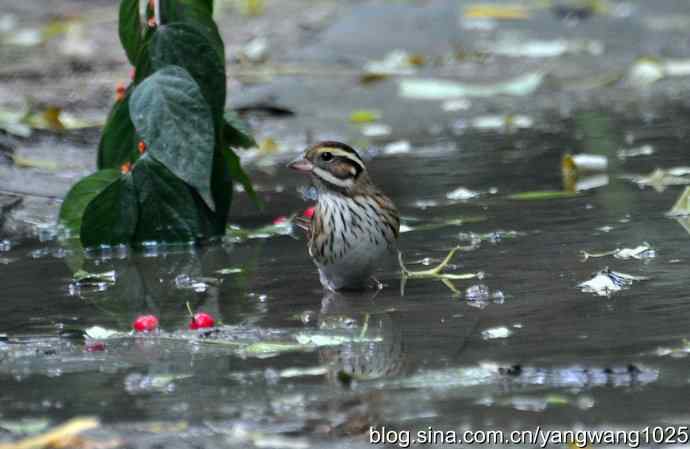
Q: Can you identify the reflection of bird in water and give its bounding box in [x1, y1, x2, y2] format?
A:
[317, 291, 405, 384]
[301, 292, 405, 438]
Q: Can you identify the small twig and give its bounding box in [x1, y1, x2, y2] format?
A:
[579, 249, 619, 262]
[398, 246, 483, 296]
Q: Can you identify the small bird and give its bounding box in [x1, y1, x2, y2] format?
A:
[288, 141, 400, 291]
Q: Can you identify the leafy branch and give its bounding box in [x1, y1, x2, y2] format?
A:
[60, 0, 258, 247]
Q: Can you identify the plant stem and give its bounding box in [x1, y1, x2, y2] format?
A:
[154, 0, 161, 26]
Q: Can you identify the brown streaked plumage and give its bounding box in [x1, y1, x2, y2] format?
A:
[288, 141, 400, 290]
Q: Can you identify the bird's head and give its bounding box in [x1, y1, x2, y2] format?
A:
[288, 141, 368, 194]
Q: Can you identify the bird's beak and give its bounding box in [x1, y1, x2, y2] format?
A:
[287, 157, 313, 173]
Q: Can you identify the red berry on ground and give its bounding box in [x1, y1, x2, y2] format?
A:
[273, 216, 288, 225]
[138, 141, 147, 154]
[133, 315, 159, 332]
[303, 206, 316, 219]
[189, 312, 215, 330]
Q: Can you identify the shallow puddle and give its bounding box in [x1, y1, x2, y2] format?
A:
[2, 108, 690, 447]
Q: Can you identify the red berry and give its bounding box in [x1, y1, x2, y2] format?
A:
[273, 216, 288, 225]
[189, 312, 215, 330]
[138, 141, 147, 154]
[120, 162, 132, 174]
[303, 206, 316, 219]
[85, 341, 105, 352]
[115, 82, 126, 102]
[133, 314, 159, 332]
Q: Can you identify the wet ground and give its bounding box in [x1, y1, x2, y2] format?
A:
[2, 1, 690, 448]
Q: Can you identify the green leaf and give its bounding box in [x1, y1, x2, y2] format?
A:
[81, 174, 139, 247]
[225, 149, 261, 208]
[206, 149, 232, 235]
[151, 22, 226, 121]
[507, 191, 582, 200]
[224, 110, 256, 148]
[133, 34, 153, 84]
[59, 169, 121, 232]
[118, 0, 142, 65]
[132, 156, 205, 242]
[97, 87, 136, 169]
[129, 65, 215, 210]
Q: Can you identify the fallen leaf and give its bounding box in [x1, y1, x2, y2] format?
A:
[399, 72, 544, 99]
[578, 268, 649, 297]
[622, 167, 690, 192]
[617, 144, 654, 160]
[350, 109, 381, 123]
[508, 191, 581, 200]
[464, 4, 529, 20]
[667, 186, 690, 217]
[0, 417, 99, 449]
[481, 326, 512, 339]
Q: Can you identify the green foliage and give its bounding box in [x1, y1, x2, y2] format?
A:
[118, 0, 142, 65]
[60, 0, 258, 247]
[97, 86, 137, 168]
[81, 175, 139, 246]
[59, 169, 121, 232]
[130, 65, 216, 210]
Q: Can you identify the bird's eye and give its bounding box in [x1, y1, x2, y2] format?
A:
[320, 152, 333, 162]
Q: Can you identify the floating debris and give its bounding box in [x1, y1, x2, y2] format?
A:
[84, 326, 119, 340]
[442, 98, 471, 112]
[124, 372, 191, 394]
[458, 230, 524, 245]
[279, 366, 328, 378]
[446, 186, 480, 201]
[652, 339, 690, 358]
[622, 167, 690, 192]
[580, 243, 656, 261]
[174, 274, 216, 293]
[72, 270, 116, 284]
[361, 123, 391, 137]
[617, 144, 654, 160]
[363, 49, 422, 77]
[0, 417, 100, 449]
[215, 267, 243, 275]
[562, 153, 608, 174]
[399, 72, 544, 100]
[578, 268, 649, 297]
[470, 114, 534, 131]
[481, 326, 512, 340]
[239, 36, 269, 63]
[463, 4, 529, 20]
[225, 217, 294, 243]
[382, 140, 411, 155]
[667, 186, 690, 217]
[349, 109, 381, 123]
[480, 38, 603, 58]
[508, 191, 581, 200]
[628, 57, 690, 86]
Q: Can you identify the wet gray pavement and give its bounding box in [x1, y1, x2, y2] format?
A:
[2, 1, 690, 448]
